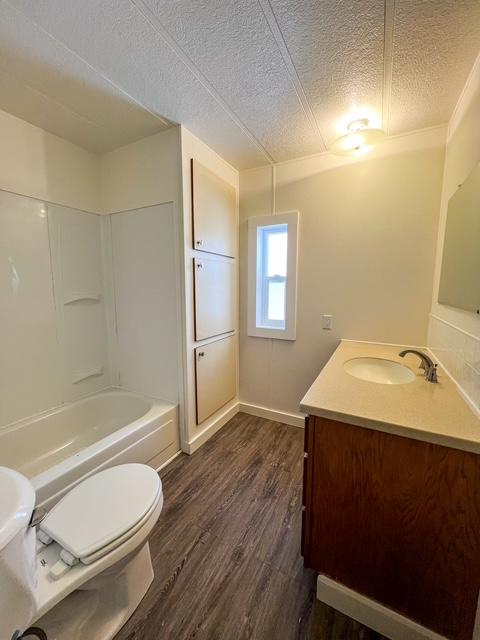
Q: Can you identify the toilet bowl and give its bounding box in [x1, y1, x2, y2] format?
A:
[0, 463, 163, 640]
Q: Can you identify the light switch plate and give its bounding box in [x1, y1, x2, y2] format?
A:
[322, 314, 333, 330]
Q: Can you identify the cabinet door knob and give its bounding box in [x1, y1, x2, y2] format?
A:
[196, 240, 204, 246]
[196, 262, 204, 269]
[198, 351, 205, 357]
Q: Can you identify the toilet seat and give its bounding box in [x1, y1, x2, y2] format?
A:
[39, 464, 162, 565]
[0, 463, 163, 638]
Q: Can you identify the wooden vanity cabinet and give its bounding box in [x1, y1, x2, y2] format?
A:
[302, 415, 480, 640]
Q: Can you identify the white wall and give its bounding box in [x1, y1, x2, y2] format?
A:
[111, 203, 179, 403]
[428, 53, 480, 411]
[0, 108, 100, 213]
[239, 127, 446, 418]
[179, 126, 239, 451]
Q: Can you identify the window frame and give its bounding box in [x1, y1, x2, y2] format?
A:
[247, 211, 299, 340]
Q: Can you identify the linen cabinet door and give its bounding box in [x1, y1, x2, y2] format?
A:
[195, 335, 236, 424]
[191, 159, 236, 258]
[193, 257, 235, 340]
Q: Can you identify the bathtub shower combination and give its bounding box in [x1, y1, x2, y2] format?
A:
[1, 193, 181, 510]
[0, 390, 178, 508]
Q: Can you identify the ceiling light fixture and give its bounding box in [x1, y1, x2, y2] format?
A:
[329, 118, 385, 157]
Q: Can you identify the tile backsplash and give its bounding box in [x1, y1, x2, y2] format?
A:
[428, 314, 480, 412]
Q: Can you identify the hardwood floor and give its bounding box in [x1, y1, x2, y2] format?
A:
[115, 413, 387, 640]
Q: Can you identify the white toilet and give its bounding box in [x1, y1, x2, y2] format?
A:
[0, 463, 163, 640]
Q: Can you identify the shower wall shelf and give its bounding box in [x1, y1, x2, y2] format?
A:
[64, 293, 101, 305]
[72, 367, 104, 384]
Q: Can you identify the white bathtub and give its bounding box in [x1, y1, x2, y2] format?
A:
[0, 390, 179, 508]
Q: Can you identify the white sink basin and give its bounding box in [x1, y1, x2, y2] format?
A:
[344, 357, 416, 385]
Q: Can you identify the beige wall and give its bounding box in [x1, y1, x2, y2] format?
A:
[0, 108, 100, 213]
[428, 54, 480, 411]
[239, 128, 445, 417]
[100, 127, 182, 214]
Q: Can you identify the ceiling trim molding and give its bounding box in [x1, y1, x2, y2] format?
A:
[257, 0, 327, 151]
[272, 124, 447, 187]
[382, 0, 396, 135]
[240, 123, 447, 173]
[4, 0, 172, 130]
[130, 0, 275, 164]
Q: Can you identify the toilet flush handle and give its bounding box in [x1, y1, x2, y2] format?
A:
[29, 507, 48, 528]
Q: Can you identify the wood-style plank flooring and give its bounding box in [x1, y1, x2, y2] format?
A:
[115, 413, 387, 640]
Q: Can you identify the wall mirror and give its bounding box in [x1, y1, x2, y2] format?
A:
[438, 161, 480, 315]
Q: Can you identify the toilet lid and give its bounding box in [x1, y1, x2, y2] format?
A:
[40, 464, 161, 560]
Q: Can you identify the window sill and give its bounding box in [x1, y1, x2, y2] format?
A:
[247, 326, 296, 341]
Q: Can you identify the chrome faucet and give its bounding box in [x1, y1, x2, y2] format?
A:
[398, 349, 438, 383]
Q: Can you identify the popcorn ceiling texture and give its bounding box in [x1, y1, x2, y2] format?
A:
[267, 0, 385, 146]
[389, 0, 480, 135]
[3, 0, 480, 167]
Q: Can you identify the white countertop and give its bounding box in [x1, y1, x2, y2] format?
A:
[300, 340, 480, 454]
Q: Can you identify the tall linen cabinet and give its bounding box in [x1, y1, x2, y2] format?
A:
[179, 128, 239, 453]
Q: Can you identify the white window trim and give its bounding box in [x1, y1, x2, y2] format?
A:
[247, 211, 299, 340]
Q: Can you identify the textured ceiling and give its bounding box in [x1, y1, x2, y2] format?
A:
[2, 0, 480, 167]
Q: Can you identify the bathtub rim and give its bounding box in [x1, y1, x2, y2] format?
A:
[0, 386, 173, 436]
[0, 387, 177, 496]
[29, 388, 177, 484]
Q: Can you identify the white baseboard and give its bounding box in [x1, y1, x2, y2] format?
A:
[182, 402, 240, 454]
[317, 575, 447, 640]
[238, 402, 305, 428]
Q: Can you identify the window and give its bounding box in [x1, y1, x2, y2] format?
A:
[257, 224, 287, 329]
[248, 212, 299, 340]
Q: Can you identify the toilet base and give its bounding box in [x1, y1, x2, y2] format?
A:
[34, 543, 153, 640]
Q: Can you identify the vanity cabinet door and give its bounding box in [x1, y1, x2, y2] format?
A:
[191, 159, 236, 258]
[301, 416, 313, 558]
[193, 257, 235, 340]
[195, 335, 236, 424]
[302, 416, 480, 640]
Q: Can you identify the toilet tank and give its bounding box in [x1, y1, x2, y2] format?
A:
[0, 467, 38, 639]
